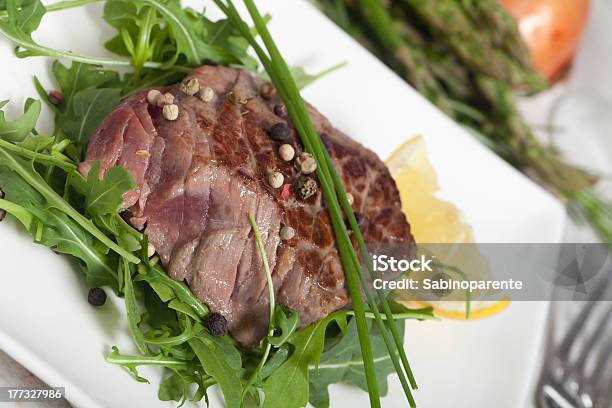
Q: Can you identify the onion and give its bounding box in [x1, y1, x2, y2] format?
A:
[501, 0, 590, 81]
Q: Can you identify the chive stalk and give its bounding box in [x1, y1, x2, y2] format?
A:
[212, 1, 382, 405]
[322, 147, 418, 391]
[244, 213, 275, 393]
[213, 1, 419, 406]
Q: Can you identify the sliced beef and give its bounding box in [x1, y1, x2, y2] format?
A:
[79, 65, 414, 346]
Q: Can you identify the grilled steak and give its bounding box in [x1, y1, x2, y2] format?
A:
[79, 65, 413, 346]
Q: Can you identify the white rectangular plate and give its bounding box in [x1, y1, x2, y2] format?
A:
[0, 1, 565, 407]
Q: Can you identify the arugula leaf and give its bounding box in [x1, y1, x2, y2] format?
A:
[0, 0, 45, 57]
[158, 371, 191, 404]
[123, 259, 148, 354]
[0, 145, 139, 262]
[142, 0, 241, 66]
[0, 166, 120, 287]
[262, 312, 348, 408]
[0, 99, 41, 142]
[188, 335, 243, 408]
[58, 88, 121, 149]
[268, 305, 300, 348]
[144, 315, 201, 347]
[101, 0, 245, 69]
[53, 61, 120, 107]
[136, 263, 209, 318]
[259, 346, 290, 380]
[103, 1, 166, 70]
[291, 63, 346, 90]
[308, 319, 405, 408]
[106, 346, 190, 383]
[16, 134, 54, 151]
[84, 161, 135, 216]
[168, 299, 201, 321]
[0, 197, 34, 229]
[92, 213, 142, 253]
[0, 0, 166, 67]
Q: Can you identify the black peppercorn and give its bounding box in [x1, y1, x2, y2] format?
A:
[206, 313, 228, 336]
[88, 287, 107, 307]
[268, 123, 291, 142]
[274, 103, 288, 118]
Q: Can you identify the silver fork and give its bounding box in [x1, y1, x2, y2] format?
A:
[536, 278, 612, 408]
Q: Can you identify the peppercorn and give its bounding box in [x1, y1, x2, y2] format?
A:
[48, 90, 64, 106]
[279, 144, 295, 161]
[280, 226, 295, 240]
[156, 92, 175, 107]
[268, 171, 284, 189]
[0, 188, 5, 222]
[206, 313, 228, 336]
[180, 77, 200, 96]
[295, 178, 318, 200]
[146, 89, 161, 105]
[295, 152, 317, 174]
[268, 123, 291, 142]
[163, 104, 179, 121]
[260, 81, 276, 99]
[274, 103, 287, 118]
[200, 86, 215, 103]
[88, 287, 107, 307]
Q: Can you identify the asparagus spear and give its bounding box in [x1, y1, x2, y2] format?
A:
[313, 0, 612, 241]
[329, 0, 454, 114]
[400, 0, 507, 80]
[459, 0, 532, 70]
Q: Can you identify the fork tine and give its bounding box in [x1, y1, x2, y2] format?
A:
[556, 278, 611, 359]
[592, 338, 612, 406]
[570, 303, 612, 378]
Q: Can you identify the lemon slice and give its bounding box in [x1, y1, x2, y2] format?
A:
[386, 136, 510, 320]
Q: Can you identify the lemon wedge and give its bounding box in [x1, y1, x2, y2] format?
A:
[386, 136, 509, 320]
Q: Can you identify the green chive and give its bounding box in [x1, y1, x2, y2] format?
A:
[212, 1, 420, 406]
